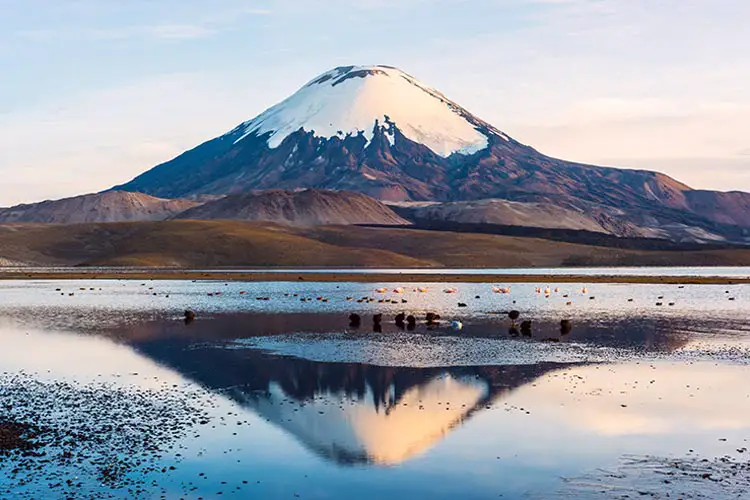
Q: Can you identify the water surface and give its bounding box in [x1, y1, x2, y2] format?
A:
[0, 279, 748, 499]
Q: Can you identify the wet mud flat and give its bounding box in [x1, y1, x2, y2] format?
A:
[563, 454, 750, 499]
[0, 373, 215, 499]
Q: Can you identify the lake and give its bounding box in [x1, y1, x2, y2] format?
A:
[1, 278, 748, 499]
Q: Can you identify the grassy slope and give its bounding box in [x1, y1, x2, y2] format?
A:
[2, 220, 750, 268]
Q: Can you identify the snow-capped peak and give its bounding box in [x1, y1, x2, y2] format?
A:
[232, 64, 506, 157]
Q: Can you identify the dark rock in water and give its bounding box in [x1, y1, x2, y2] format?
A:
[458, 303, 468, 308]
[425, 312, 441, 325]
[560, 319, 572, 335]
[520, 320, 532, 336]
[184, 310, 196, 324]
[0, 420, 40, 455]
[395, 312, 406, 329]
[349, 313, 361, 328]
[406, 315, 417, 330]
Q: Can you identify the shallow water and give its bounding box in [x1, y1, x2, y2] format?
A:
[0, 280, 748, 499]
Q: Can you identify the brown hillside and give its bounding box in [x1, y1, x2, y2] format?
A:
[2, 220, 750, 268]
[176, 189, 410, 226]
[0, 191, 198, 224]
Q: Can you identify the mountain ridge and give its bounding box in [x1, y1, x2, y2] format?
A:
[176, 189, 410, 226]
[0, 191, 198, 224]
[110, 64, 749, 243]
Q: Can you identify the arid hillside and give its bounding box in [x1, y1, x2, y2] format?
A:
[177, 189, 409, 226]
[0, 191, 198, 224]
[2, 220, 750, 268]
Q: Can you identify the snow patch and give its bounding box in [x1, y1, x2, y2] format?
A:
[232, 65, 500, 157]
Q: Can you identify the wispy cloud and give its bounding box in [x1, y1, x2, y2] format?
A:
[144, 24, 215, 39]
[87, 24, 215, 40]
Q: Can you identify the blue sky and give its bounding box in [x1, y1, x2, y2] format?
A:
[1, 0, 749, 205]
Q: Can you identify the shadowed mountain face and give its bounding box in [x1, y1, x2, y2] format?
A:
[111, 65, 750, 242]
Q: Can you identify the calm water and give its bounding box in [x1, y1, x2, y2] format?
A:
[0, 279, 749, 499]
[4, 265, 750, 278]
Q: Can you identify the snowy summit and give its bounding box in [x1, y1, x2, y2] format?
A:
[232, 65, 506, 157]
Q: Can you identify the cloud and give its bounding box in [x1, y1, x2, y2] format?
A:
[144, 24, 214, 39]
[86, 24, 215, 40]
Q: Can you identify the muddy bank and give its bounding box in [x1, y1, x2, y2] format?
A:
[0, 374, 214, 499]
[1, 270, 750, 284]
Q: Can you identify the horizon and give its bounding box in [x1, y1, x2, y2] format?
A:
[2, 0, 749, 206]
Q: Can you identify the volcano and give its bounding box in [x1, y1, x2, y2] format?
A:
[113, 65, 750, 242]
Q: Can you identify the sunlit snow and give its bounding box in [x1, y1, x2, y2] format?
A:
[232, 65, 501, 157]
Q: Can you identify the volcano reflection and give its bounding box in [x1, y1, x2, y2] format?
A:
[134, 338, 578, 465]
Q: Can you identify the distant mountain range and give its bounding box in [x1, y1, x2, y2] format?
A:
[106, 64, 750, 243]
[0, 191, 197, 224]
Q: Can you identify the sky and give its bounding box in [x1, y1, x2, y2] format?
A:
[1, 0, 749, 206]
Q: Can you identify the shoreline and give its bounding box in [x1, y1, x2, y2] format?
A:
[0, 270, 748, 284]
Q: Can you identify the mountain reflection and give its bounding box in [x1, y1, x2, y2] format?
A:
[134, 338, 580, 465]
